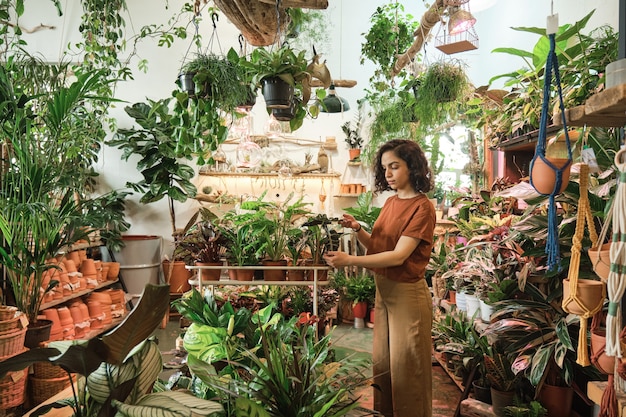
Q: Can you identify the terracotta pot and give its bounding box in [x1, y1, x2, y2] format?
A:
[106, 262, 121, 279]
[195, 262, 222, 282]
[236, 269, 255, 281]
[352, 301, 368, 319]
[87, 301, 104, 329]
[538, 383, 573, 417]
[448, 290, 456, 305]
[262, 259, 288, 281]
[80, 259, 97, 276]
[588, 242, 611, 282]
[306, 263, 328, 281]
[162, 260, 192, 293]
[562, 278, 605, 315]
[57, 307, 73, 327]
[530, 157, 572, 195]
[591, 328, 615, 375]
[67, 251, 81, 266]
[348, 148, 361, 161]
[287, 268, 307, 281]
[63, 259, 78, 273]
[42, 309, 62, 334]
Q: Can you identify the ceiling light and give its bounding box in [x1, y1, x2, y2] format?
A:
[320, 84, 350, 113]
[448, 8, 476, 35]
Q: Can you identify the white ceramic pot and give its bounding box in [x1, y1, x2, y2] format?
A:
[465, 293, 481, 319]
[455, 291, 467, 312]
[479, 299, 494, 322]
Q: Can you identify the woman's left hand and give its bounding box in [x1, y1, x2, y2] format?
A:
[323, 251, 350, 268]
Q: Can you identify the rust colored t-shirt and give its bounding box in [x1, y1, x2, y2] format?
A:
[367, 194, 435, 282]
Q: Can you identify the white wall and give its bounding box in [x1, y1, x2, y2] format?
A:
[16, 0, 619, 252]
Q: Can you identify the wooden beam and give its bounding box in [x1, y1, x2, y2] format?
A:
[310, 79, 357, 88]
[391, 0, 445, 77]
[258, 0, 329, 9]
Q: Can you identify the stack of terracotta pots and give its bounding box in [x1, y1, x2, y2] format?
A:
[56, 307, 75, 340]
[106, 289, 127, 319]
[104, 261, 121, 280]
[81, 259, 98, 289]
[42, 308, 63, 341]
[88, 292, 113, 325]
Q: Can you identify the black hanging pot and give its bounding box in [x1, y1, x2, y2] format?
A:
[262, 76, 294, 109]
[177, 72, 196, 96]
[272, 98, 299, 121]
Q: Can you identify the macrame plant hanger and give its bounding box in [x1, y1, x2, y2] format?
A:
[528, 11, 573, 272]
[596, 147, 626, 417]
[561, 163, 605, 366]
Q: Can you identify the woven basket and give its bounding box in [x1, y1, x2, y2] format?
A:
[0, 328, 27, 360]
[0, 314, 22, 333]
[0, 306, 18, 321]
[29, 374, 73, 405]
[33, 361, 68, 379]
[0, 369, 27, 409]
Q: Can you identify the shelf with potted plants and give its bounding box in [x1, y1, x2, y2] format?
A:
[186, 200, 338, 318]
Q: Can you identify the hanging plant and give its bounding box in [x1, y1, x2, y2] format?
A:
[360, 3, 418, 91]
[178, 48, 251, 113]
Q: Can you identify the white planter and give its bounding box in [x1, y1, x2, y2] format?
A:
[455, 291, 467, 312]
[479, 299, 494, 322]
[465, 293, 481, 319]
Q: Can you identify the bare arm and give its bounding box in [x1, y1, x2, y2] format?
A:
[323, 235, 421, 269]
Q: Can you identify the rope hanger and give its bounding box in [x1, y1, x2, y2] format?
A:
[528, 28, 573, 272]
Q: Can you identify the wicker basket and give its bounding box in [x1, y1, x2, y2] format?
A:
[0, 306, 18, 321]
[0, 314, 22, 333]
[33, 361, 68, 379]
[0, 328, 27, 360]
[0, 369, 27, 409]
[29, 374, 73, 405]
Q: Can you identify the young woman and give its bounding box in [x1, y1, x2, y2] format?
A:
[324, 139, 435, 417]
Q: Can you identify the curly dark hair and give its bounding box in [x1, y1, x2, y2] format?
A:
[373, 139, 434, 194]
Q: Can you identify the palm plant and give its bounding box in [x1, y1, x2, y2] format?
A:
[0, 69, 119, 324]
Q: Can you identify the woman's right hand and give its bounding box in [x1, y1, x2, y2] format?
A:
[340, 214, 359, 231]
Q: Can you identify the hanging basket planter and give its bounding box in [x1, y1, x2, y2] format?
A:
[562, 278, 605, 316]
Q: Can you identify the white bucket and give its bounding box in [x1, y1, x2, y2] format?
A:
[114, 235, 162, 304]
[466, 293, 481, 319]
[479, 299, 494, 322]
[606, 58, 626, 88]
[455, 291, 467, 312]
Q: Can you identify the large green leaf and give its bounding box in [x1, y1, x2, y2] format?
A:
[101, 283, 170, 365]
[112, 391, 224, 417]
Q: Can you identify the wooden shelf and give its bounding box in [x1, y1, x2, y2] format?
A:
[334, 194, 361, 198]
[433, 350, 464, 391]
[553, 83, 626, 127]
[198, 171, 341, 178]
[40, 279, 120, 310]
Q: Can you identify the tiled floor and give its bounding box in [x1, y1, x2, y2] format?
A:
[155, 316, 461, 417]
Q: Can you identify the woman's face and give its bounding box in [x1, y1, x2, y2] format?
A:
[381, 150, 411, 191]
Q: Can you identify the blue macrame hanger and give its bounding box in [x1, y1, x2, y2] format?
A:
[529, 10, 573, 272]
